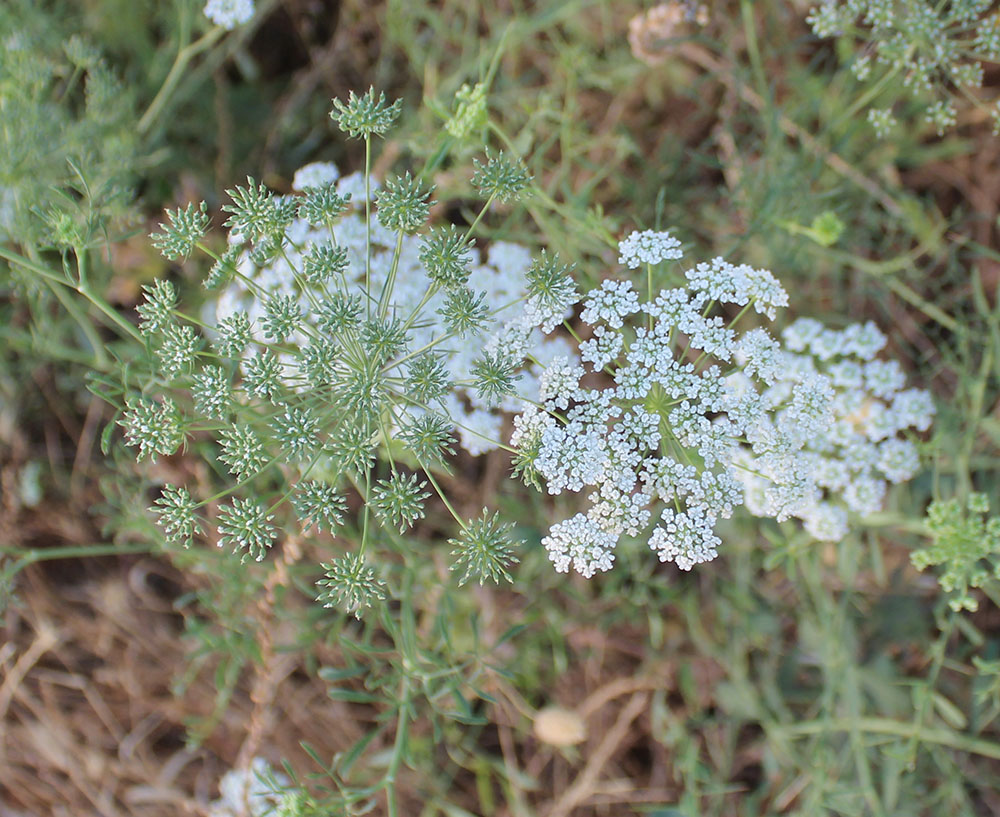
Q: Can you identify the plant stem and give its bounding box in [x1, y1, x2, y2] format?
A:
[138, 26, 226, 136]
[772, 715, 1000, 760]
[1, 542, 155, 587]
[384, 674, 412, 817]
[365, 135, 372, 319]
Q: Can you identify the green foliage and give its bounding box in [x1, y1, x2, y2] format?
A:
[0, 1, 137, 247]
[912, 494, 1000, 612]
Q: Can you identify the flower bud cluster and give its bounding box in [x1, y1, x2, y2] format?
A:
[130, 92, 532, 598]
[212, 160, 564, 457]
[807, 0, 1000, 136]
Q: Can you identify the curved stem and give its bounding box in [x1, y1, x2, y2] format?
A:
[1, 542, 155, 588]
[138, 26, 226, 136]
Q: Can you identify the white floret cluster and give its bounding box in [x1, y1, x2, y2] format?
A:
[617, 229, 684, 269]
[512, 234, 934, 577]
[203, 0, 255, 29]
[214, 161, 567, 455]
[732, 317, 934, 541]
[512, 236, 796, 577]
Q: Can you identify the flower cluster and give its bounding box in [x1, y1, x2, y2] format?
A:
[512, 234, 795, 576]
[733, 317, 934, 541]
[211, 160, 564, 457]
[807, 0, 1000, 135]
[511, 232, 933, 577]
[123, 91, 541, 602]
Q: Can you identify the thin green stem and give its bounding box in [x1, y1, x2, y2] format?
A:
[378, 231, 406, 320]
[365, 136, 372, 319]
[359, 467, 373, 560]
[138, 26, 226, 136]
[384, 674, 412, 817]
[1, 543, 155, 587]
[421, 466, 466, 531]
[773, 715, 1000, 760]
[462, 192, 496, 243]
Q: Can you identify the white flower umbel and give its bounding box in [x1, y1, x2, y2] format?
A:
[133, 93, 541, 600]
[512, 234, 800, 577]
[731, 317, 934, 540]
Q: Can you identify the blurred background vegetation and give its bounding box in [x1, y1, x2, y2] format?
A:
[2, 0, 1000, 815]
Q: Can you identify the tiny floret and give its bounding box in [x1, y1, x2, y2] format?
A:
[150, 202, 209, 260]
[316, 552, 387, 618]
[151, 485, 200, 547]
[472, 150, 532, 203]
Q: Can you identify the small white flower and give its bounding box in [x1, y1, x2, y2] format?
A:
[802, 502, 849, 542]
[617, 229, 683, 269]
[685, 257, 788, 318]
[580, 325, 624, 371]
[650, 507, 720, 570]
[877, 437, 920, 482]
[538, 356, 585, 410]
[843, 474, 886, 516]
[542, 513, 617, 577]
[842, 321, 887, 360]
[738, 329, 782, 385]
[580, 279, 640, 329]
[203, 0, 255, 29]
